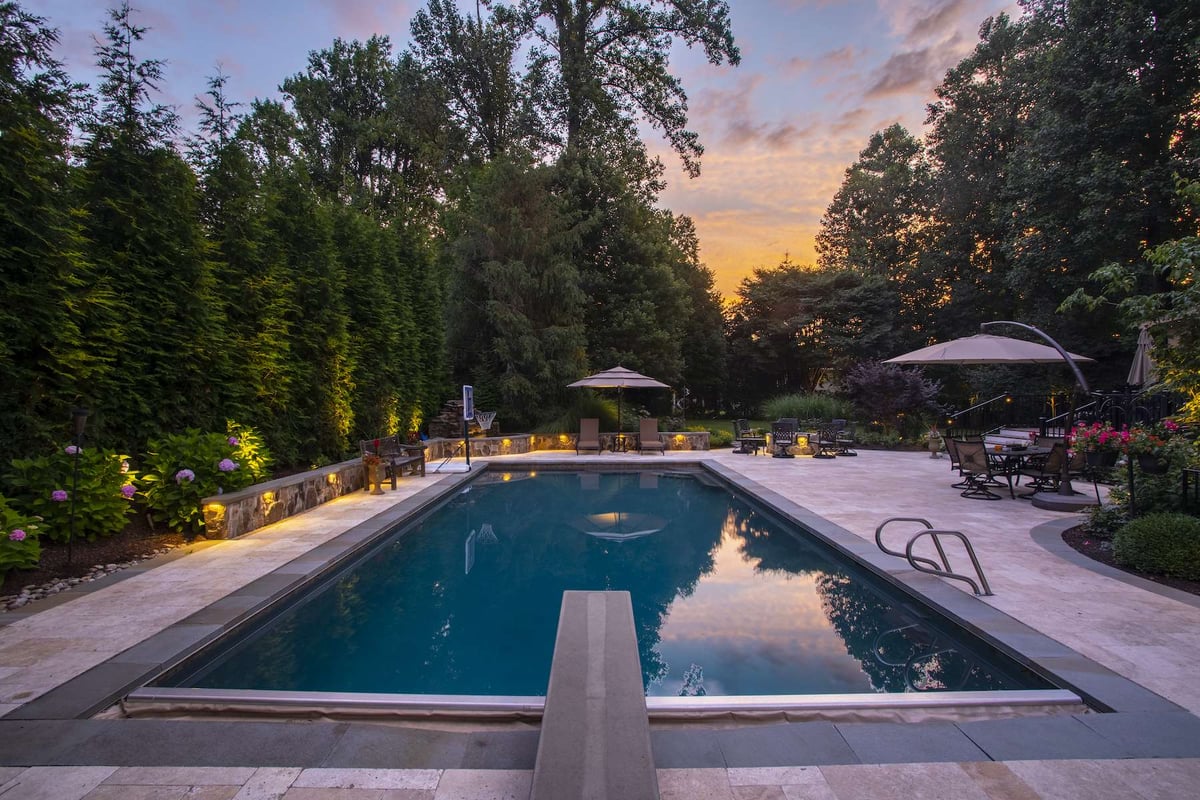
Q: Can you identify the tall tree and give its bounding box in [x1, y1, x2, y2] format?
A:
[0, 1, 100, 462]
[667, 214, 727, 410]
[410, 0, 540, 161]
[924, 13, 1035, 339]
[446, 156, 587, 427]
[281, 36, 455, 219]
[725, 263, 899, 406]
[75, 1, 229, 449]
[519, 0, 739, 175]
[1002, 0, 1200, 377]
[816, 123, 934, 343]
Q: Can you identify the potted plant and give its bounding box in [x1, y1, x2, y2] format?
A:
[1069, 421, 1121, 469]
[362, 452, 384, 494]
[1122, 424, 1171, 474]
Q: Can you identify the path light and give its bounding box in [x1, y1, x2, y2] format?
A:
[66, 408, 88, 565]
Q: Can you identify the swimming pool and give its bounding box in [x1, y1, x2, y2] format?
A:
[149, 468, 1058, 705]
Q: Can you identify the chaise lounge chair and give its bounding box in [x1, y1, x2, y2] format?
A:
[577, 418, 602, 455]
[638, 418, 665, 454]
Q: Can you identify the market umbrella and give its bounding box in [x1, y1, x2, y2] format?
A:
[883, 334, 1094, 366]
[567, 366, 670, 437]
[1126, 325, 1157, 387]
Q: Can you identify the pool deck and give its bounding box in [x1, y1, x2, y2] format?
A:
[3, 448, 1200, 798]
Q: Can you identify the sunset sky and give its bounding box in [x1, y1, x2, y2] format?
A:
[36, 0, 1020, 298]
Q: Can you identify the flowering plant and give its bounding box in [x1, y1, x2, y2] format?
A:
[1121, 425, 1168, 456]
[0, 495, 41, 576]
[362, 453, 382, 467]
[1069, 422, 1122, 452]
[5, 446, 136, 542]
[141, 423, 272, 535]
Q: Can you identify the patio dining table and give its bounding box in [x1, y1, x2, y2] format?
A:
[987, 445, 1052, 499]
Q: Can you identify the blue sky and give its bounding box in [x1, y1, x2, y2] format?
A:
[34, 0, 1020, 297]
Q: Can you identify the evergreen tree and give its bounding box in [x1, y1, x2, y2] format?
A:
[75, 1, 230, 450]
[447, 156, 587, 428]
[0, 2, 100, 462]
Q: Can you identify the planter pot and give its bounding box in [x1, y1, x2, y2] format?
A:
[1136, 453, 1169, 475]
[366, 462, 385, 494]
[1086, 450, 1119, 469]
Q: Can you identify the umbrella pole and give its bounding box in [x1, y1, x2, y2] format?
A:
[1060, 391, 1077, 495]
[617, 388, 623, 451]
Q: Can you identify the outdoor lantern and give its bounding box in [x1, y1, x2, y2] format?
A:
[72, 407, 89, 437]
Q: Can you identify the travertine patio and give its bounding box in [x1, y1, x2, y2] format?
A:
[2, 448, 1199, 799]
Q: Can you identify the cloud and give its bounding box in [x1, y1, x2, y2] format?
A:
[780, 45, 862, 80]
[313, 0, 415, 40]
[863, 31, 969, 98]
[691, 75, 812, 151]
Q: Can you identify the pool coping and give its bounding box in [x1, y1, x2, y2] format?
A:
[3, 459, 1200, 769]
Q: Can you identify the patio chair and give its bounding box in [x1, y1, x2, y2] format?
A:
[733, 418, 756, 454]
[832, 419, 857, 456]
[577, 418, 602, 455]
[1016, 442, 1065, 496]
[638, 417, 666, 454]
[944, 438, 971, 489]
[813, 424, 840, 458]
[954, 440, 1003, 500]
[770, 419, 797, 458]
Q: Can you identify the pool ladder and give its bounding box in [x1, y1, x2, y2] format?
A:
[874, 517, 993, 596]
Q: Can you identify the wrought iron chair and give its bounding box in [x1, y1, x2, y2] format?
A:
[770, 419, 797, 458]
[813, 424, 840, 458]
[733, 418, 761, 454]
[832, 419, 857, 456]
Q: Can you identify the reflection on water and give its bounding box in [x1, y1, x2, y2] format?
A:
[167, 471, 1050, 697]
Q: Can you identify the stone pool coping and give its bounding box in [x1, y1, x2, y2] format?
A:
[3, 457, 1200, 770]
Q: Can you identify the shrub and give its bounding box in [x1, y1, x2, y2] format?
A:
[690, 424, 733, 448]
[5, 446, 136, 542]
[142, 425, 271, 535]
[225, 421, 273, 484]
[842, 362, 942, 436]
[1113, 513, 1200, 580]
[1083, 503, 1128, 540]
[760, 393, 853, 423]
[533, 395, 618, 434]
[0, 495, 42, 576]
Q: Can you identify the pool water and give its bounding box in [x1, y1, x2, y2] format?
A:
[162, 470, 1052, 698]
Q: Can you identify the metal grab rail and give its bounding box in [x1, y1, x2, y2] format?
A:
[874, 517, 993, 596]
[947, 393, 1011, 421]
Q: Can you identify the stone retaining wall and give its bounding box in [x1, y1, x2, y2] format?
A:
[202, 430, 711, 538]
[422, 430, 709, 459]
[201, 459, 364, 539]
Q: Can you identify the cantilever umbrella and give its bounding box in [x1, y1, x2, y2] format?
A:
[884, 334, 1094, 366]
[567, 366, 670, 438]
[885, 326, 1094, 499]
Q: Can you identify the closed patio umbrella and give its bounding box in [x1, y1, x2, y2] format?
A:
[1126, 325, 1156, 387]
[567, 366, 670, 437]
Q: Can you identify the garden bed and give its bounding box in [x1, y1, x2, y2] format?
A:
[1062, 526, 1200, 597]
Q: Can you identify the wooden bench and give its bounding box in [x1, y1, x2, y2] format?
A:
[360, 435, 426, 491]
